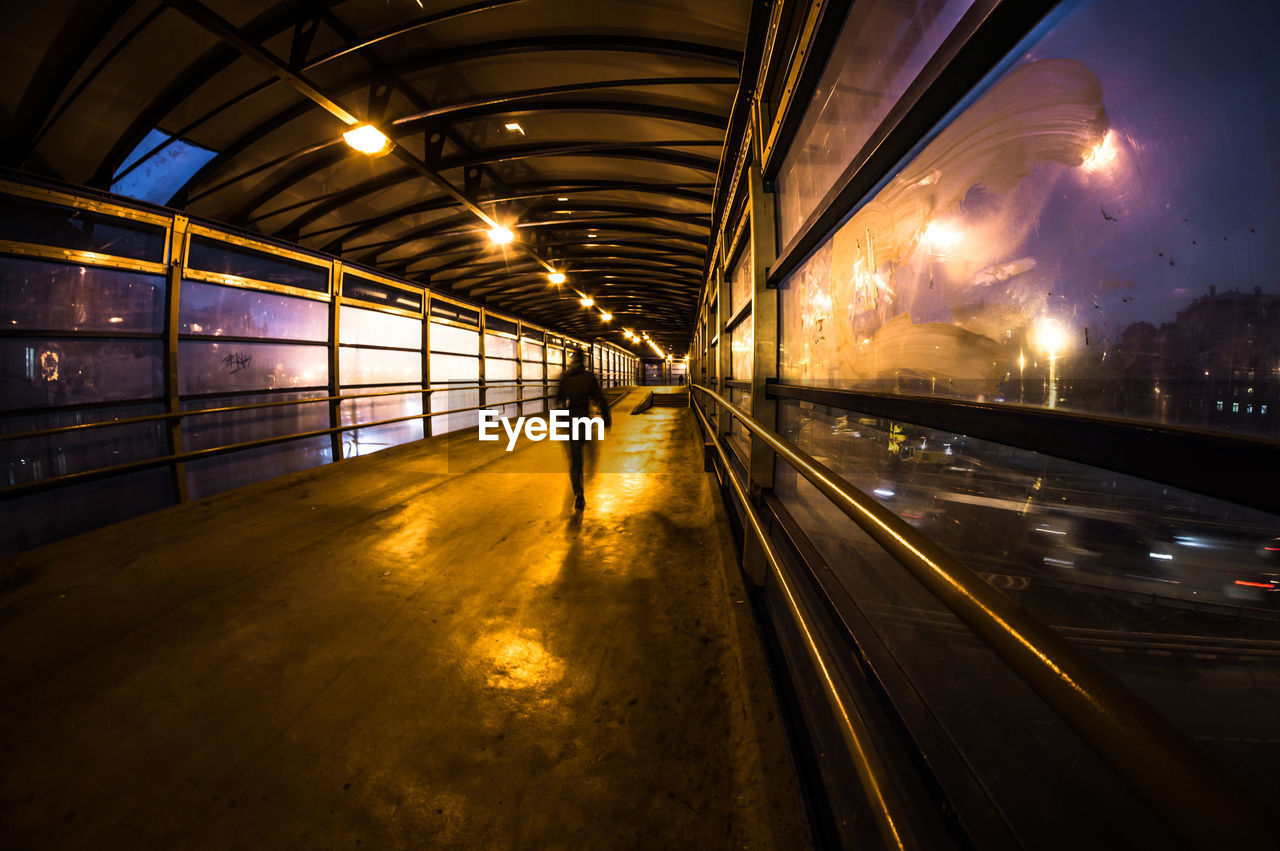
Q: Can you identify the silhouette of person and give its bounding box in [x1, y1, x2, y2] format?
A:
[555, 349, 611, 510]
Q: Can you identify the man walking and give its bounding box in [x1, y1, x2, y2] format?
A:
[555, 349, 611, 510]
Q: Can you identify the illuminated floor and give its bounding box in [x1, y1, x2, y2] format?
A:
[0, 390, 807, 849]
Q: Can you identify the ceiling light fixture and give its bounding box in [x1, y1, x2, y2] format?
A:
[556, 196, 568, 201]
[579, 296, 594, 308]
[504, 122, 525, 135]
[548, 272, 566, 285]
[488, 225, 514, 244]
[343, 124, 389, 154]
[600, 312, 613, 322]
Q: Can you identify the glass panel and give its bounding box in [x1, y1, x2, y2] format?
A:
[0, 468, 173, 558]
[184, 437, 332, 502]
[776, 397, 1275, 841]
[111, 129, 218, 206]
[522, 361, 544, 381]
[180, 279, 327, 341]
[776, 0, 976, 245]
[730, 240, 753, 315]
[1, 402, 166, 486]
[485, 358, 518, 381]
[181, 391, 329, 500]
[547, 346, 564, 364]
[429, 300, 479, 326]
[342, 273, 423, 312]
[778, 0, 1280, 439]
[520, 340, 543, 361]
[730, 319, 753, 380]
[429, 352, 479, 382]
[486, 384, 519, 415]
[547, 363, 563, 382]
[429, 321, 478, 355]
[187, 234, 329, 294]
[485, 314, 517, 336]
[181, 391, 327, 450]
[178, 340, 327, 395]
[0, 194, 167, 262]
[484, 332, 517, 359]
[1, 338, 162, 410]
[1, 256, 165, 333]
[339, 347, 421, 386]
[340, 387, 423, 457]
[430, 384, 480, 433]
[338, 304, 420, 349]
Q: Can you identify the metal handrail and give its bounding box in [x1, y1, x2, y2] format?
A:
[691, 383, 1272, 848]
[690, 397, 915, 851]
[0, 381, 552, 443]
[1, 393, 556, 499]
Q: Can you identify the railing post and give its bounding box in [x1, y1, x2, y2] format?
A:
[165, 215, 189, 503]
[422, 293, 432, 438]
[478, 309, 487, 414]
[328, 260, 343, 462]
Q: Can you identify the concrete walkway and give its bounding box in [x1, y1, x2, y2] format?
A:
[0, 390, 807, 849]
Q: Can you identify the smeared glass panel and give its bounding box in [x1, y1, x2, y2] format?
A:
[729, 240, 753, 315]
[1, 256, 164, 333]
[1, 338, 162, 409]
[1, 402, 166, 486]
[780, 0, 1280, 437]
[777, 0, 975, 245]
[338, 304, 420, 349]
[485, 332, 517, 359]
[730, 319, 753, 381]
[181, 391, 329, 500]
[339, 346, 421, 386]
[178, 340, 326, 394]
[339, 387, 423, 457]
[429, 383, 480, 433]
[184, 437, 331, 501]
[429, 321, 478, 355]
[486, 358, 518, 381]
[429, 352, 479, 382]
[0, 468, 173, 557]
[180, 280, 327, 341]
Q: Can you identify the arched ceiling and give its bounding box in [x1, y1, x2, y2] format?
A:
[0, 0, 750, 352]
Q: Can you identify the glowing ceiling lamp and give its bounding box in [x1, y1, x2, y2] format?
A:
[343, 124, 389, 154]
[579, 296, 594, 307]
[600, 312, 613, 322]
[548, 271, 566, 285]
[488, 226, 514, 244]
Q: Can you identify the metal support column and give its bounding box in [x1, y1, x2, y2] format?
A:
[164, 215, 189, 503]
[422, 293, 432, 438]
[328, 260, 343, 461]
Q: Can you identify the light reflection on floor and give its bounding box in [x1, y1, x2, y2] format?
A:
[474, 629, 566, 692]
